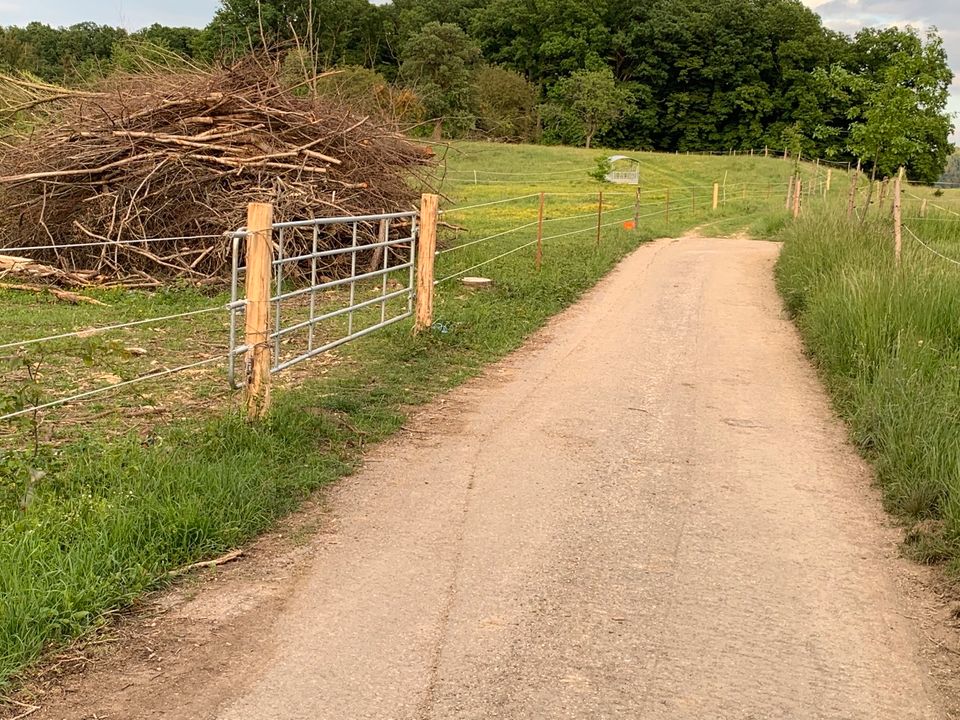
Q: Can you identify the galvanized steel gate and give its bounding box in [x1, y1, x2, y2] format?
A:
[227, 209, 419, 390]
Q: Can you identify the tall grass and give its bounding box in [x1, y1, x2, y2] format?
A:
[776, 207, 960, 564]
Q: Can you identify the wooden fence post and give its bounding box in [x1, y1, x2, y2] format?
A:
[764, 146, 769, 158]
[878, 178, 888, 210]
[846, 159, 861, 219]
[414, 193, 438, 333]
[536, 191, 545, 270]
[595, 190, 603, 246]
[633, 186, 640, 229]
[712, 182, 719, 211]
[785, 176, 794, 211]
[894, 167, 903, 267]
[826, 168, 833, 196]
[244, 202, 274, 421]
[792, 178, 802, 219]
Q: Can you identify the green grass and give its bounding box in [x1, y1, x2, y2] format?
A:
[0, 141, 808, 688]
[775, 187, 960, 566]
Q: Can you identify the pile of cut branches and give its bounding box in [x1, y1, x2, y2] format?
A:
[0, 56, 435, 286]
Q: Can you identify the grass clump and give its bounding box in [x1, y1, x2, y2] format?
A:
[775, 207, 960, 566]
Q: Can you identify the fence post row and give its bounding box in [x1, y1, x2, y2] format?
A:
[244, 202, 274, 421]
[414, 193, 439, 333]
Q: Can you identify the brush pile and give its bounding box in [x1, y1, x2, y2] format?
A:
[0, 56, 435, 286]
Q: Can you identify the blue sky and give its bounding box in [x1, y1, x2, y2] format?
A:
[1, 0, 956, 139]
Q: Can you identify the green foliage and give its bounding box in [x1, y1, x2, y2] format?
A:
[472, 64, 537, 141]
[198, 0, 386, 67]
[940, 154, 960, 189]
[1, 0, 956, 168]
[832, 28, 955, 183]
[400, 22, 480, 138]
[541, 67, 631, 148]
[589, 155, 612, 182]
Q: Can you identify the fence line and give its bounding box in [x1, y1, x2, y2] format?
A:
[0, 354, 227, 422]
[0, 305, 231, 352]
[2, 169, 798, 426]
[440, 193, 540, 214]
[435, 205, 679, 286]
[435, 220, 541, 256]
[0, 233, 228, 254]
[902, 224, 960, 267]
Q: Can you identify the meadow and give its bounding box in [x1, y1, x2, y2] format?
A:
[0, 141, 803, 687]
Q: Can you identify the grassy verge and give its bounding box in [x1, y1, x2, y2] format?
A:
[0, 142, 802, 686]
[775, 190, 960, 567]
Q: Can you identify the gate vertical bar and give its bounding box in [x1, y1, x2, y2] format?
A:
[348, 221, 358, 335]
[308, 224, 318, 352]
[380, 219, 391, 322]
[274, 226, 284, 362]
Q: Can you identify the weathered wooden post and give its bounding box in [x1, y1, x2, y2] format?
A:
[244, 202, 274, 420]
[595, 190, 603, 246]
[894, 167, 904, 267]
[792, 178, 802, 219]
[847, 159, 861, 219]
[414, 193, 439, 333]
[712, 182, 719, 211]
[878, 178, 889, 210]
[536, 191, 545, 270]
[826, 168, 833, 196]
[785, 176, 794, 211]
[633, 186, 641, 229]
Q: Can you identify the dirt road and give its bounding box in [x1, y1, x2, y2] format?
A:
[26, 237, 952, 718]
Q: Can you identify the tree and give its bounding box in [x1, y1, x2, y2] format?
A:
[472, 64, 537, 141]
[400, 22, 480, 139]
[201, 0, 383, 68]
[541, 67, 631, 148]
[840, 28, 954, 184]
[940, 154, 960, 189]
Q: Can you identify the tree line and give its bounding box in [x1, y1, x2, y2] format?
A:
[0, 0, 955, 182]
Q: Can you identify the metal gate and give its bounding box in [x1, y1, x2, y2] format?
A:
[227, 210, 418, 389]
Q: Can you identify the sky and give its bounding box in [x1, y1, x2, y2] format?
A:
[0, 0, 957, 138]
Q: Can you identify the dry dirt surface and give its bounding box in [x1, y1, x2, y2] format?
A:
[17, 236, 960, 719]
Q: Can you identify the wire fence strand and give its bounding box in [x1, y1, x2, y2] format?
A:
[0, 233, 229, 254]
[903, 224, 960, 266]
[0, 305, 231, 352]
[0, 354, 228, 422]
